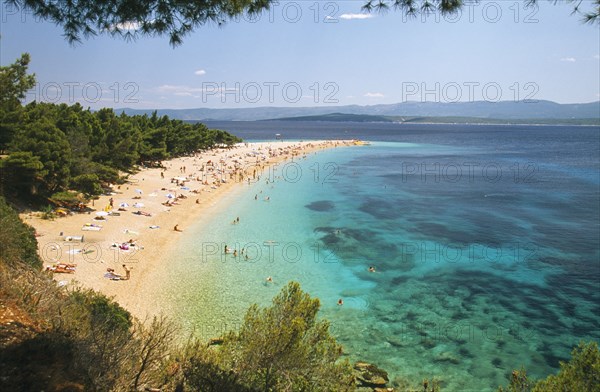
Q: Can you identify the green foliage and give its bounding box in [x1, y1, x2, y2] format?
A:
[11, 1, 598, 47]
[1, 54, 242, 204]
[50, 191, 81, 206]
[532, 341, 600, 392]
[0, 53, 36, 110]
[362, 0, 599, 24]
[11, 0, 274, 46]
[498, 341, 600, 392]
[214, 281, 354, 391]
[497, 367, 533, 392]
[0, 151, 45, 197]
[67, 289, 132, 333]
[40, 204, 56, 220]
[57, 289, 134, 389]
[180, 341, 255, 392]
[0, 195, 41, 268]
[70, 174, 103, 197]
[0, 53, 36, 150]
[10, 118, 72, 193]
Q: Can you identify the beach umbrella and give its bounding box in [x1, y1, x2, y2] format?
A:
[119, 202, 129, 208]
[166, 193, 175, 199]
[95, 211, 109, 216]
[133, 202, 144, 208]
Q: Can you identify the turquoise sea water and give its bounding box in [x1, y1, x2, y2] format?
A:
[160, 124, 599, 391]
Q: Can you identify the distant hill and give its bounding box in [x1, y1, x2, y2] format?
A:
[267, 113, 394, 122]
[384, 116, 599, 126]
[118, 100, 600, 122]
[263, 114, 599, 126]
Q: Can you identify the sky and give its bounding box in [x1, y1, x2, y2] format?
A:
[1, 0, 599, 109]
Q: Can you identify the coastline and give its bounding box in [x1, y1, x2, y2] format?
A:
[23, 140, 354, 320]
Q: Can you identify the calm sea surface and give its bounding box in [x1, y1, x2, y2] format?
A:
[160, 121, 599, 391]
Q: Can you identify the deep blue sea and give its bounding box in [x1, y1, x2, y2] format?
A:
[161, 121, 600, 391]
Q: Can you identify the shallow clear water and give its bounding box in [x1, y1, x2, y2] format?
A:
[161, 123, 600, 391]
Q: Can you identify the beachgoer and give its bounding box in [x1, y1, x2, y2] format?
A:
[337, 298, 344, 306]
[224, 245, 228, 254]
[233, 250, 237, 257]
[122, 264, 131, 280]
[266, 276, 273, 283]
[174, 224, 182, 232]
[369, 266, 376, 272]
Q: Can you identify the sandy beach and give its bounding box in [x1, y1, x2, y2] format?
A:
[22, 140, 353, 319]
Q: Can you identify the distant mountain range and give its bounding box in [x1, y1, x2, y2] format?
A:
[118, 100, 600, 123]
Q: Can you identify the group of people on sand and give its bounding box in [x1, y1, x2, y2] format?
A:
[46, 263, 76, 274]
[105, 264, 131, 280]
[48, 142, 346, 287]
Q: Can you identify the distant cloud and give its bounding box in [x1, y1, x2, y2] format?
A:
[194, 69, 207, 76]
[157, 84, 202, 95]
[560, 57, 576, 62]
[156, 84, 239, 99]
[339, 13, 374, 20]
[594, 54, 600, 60]
[364, 92, 384, 98]
[112, 21, 141, 31]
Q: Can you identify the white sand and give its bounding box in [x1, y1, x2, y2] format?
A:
[24, 140, 353, 319]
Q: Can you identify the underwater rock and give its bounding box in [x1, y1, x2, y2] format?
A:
[353, 361, 390, 389]
[434, 351, 460, 364]
[305, 200, 335, 211]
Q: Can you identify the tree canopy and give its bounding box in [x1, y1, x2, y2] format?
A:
[6, 0, 598, 46]
[0, 54, 242, 204]
[362, 0, 599, 25]
[0, 53, 36, 110]
[6, 0, 272, 46]
[183, 281, 354, 391]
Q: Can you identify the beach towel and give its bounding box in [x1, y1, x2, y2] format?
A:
[104, 272, 122, 280]
[82, 226, 102, 231]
